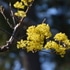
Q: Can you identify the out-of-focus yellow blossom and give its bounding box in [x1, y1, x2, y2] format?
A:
[54, 32, 68, 41]
[28, 0, 33, 2]
[21, 0, 28, 6]
[21, 0, 33, 6]
[44, 41, 66, 57]
[57, 46, 66, 57]
[63, 40, 70, 49]
[63, 40, 70, 45]
[14, 1, 24, 9]
[15, 10, 26, 17]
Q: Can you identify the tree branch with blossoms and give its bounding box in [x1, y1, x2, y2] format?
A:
[0, 0, 34, 52]
[0, 0, 70, 57]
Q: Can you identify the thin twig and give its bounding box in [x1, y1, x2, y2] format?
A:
[0, 7, 13, 29]
[0, 0, 34, 52]
[42, 18, 46, 23]
[9, 3, 16, 26]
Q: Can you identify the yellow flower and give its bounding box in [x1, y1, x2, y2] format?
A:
[21, 0, 28, 6]
[26, 41, 43, 52]
[57, 46, 66, 57]
[63, 40, 70, 49]
[44, 41, 66, 57]
[15, 10, 26, 17]
[28, 0, 33, 2]
[54, 32, 68, 41]
[14, 1, 24, 9]
[36, 23, 52, 39]
[17, 39, 26, 49]
[21, 0, 33, 6]
[17, 40, 44, 52]
[27, 25, 36, 35]
[44, 41, 59, 50]
[63, 40, 70, 45]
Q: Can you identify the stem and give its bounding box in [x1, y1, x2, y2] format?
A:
[0, 1, 34, 52]
[9, 3, 16, 26]
[0, 7, 13, 29]
[42, 18, 46, 23]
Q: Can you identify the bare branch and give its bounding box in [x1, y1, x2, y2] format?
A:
[42, 18, 46, 23]
[9, 3, 16, 26]
[0, 1, 34, 52]
[0, 6, 14, 29]
[18, 0, 34, 25]
[0, 43, 10, 52]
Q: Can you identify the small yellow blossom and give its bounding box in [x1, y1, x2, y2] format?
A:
[26, 41, 43, 52]
[15, 10, 26, 17]
[63, 40, 70, 45]
[14, 1, 24, 9]
[17, 39, 26, 49]
[63, 40, 70, 49]
[57, 46, 66, 57]
[44, 41, 66, 57]
[21, 0, 28, 6]
[44, 41, 59, 50]
[21, 0, 33, 6]
[54, 32, 68, 41]
[35, 23, 52, 38]
[28, 0, 33, 2]
[27, 33, 44, 42]
[27, 25, 36, 35]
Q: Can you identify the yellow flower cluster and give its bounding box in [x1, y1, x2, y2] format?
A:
[13, 0, 33, 17]
[17, 23, 70, 57]
[17, 23, 51, 52]
[15, 10, 26, 17]
[17, 39, 27, 48]
[21, 0, 33, 6]
[54, 32, 68, 41]
[44, 41, 66, 57]
[35, 23, 52, 39]
[54, 32, 70, 48]
[14, 1, 24, 9]
[27, 23, 52, 41]
[17, 40, 43, 52]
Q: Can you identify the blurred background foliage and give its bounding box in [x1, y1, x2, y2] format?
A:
[0, 0, 70, 70]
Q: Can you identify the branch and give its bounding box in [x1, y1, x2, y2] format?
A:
[0, 1, 34, 52]
[0, 6, 14, 29]
[42, 18, 46, 23]
[0, 42, 10, 52]
[9, 3, 16, 26]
